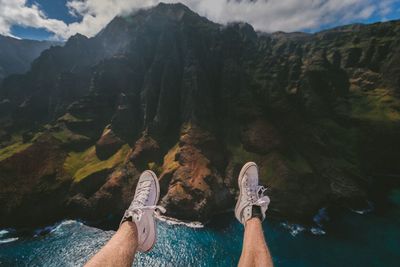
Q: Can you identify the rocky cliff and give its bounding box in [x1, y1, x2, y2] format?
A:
[1, 3, 400, 227]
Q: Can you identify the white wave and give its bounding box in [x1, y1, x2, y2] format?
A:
[280, 222, 305, 236]
[310, 227, 326, 235]
[50, 220, 83, 234]
[281, 222, 327, 236]
[0, 237, 18, 244]
[0, 229, 10, 237]
[351, 209, 369, 215]
[156, 215, 204, 228]
[350, 201, 374, 215]
[62, 220, 81, 226]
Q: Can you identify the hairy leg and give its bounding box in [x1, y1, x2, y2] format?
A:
[238, 218, 274, 267]
[85, 221, 138, 267]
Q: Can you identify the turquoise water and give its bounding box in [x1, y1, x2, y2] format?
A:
[1, 189, 399, 267]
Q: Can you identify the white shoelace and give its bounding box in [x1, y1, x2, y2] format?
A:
[246, 183, 269, 207]
[131, 184, 151, 207]
[256, 186, 269, 204]
[125, 181, 166, 222]
[125, 205, 166, 222]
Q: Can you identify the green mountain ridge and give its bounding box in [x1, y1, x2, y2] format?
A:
[0, 35, 59, 82]
[0, 2, 399, 227]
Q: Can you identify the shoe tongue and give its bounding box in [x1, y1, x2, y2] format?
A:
[133, 181, 152, 206]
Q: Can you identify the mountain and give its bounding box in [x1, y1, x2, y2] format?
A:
[0, 35, 59, 82]
[0, 3, 400, 227]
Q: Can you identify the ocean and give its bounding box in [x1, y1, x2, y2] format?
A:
[0, 188, 399, 267]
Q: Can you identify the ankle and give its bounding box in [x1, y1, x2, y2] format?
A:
[120, 221, 138, 236]
[245, 217, 262, 228]
[251, 205, 264, 221]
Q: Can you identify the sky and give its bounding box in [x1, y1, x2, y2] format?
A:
[0, 0, 399, 41]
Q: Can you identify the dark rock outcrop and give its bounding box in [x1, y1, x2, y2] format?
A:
[96, 126, 124, 160]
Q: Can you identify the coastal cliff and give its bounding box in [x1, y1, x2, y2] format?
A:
[1, 3, 400, 227]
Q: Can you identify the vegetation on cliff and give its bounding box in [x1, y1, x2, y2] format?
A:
[64, 144, 130, 182]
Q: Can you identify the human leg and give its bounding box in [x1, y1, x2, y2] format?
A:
[85, 221, 138, 267]
[238, 218, 273, 267]
[235, 162, 273, 267]
[85, 170, 165, 267]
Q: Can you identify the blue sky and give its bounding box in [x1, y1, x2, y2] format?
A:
[11, 0, 79, 40]
[363, 2, 400, 23]
[2, 0, 400, 41]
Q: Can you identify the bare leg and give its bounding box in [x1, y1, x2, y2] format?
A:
[85, 221, 138, 267]
[238, 218, 274, 267]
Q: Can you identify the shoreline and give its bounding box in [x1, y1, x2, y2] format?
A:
[1, 176, 398, 237]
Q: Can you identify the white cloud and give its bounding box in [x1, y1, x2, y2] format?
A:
[0, 0, 398, 40]
[0, 0, 68, 38]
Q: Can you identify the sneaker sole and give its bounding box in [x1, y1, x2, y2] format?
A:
[235, 162, 258, 223]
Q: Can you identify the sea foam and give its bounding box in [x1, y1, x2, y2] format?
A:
[156, 215, 204, 228]
[0, 237, 18, 244]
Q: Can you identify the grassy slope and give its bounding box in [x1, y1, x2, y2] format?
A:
[0, 132, 43, 161]
[228, 143, 313, 184]
[64, 144, 130, 182]
[350, 87, 400, 122]
[0, 141, 32, 161]
[51, 126, 91, 144]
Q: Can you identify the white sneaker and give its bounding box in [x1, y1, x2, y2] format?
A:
[120, 170, 165, 252]
[235, 162, 270, 225]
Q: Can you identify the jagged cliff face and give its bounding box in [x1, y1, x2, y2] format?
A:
[0, 35, 58, 82]
[1, 3, 400, 227]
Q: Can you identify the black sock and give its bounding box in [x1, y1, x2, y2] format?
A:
[251, 205, 263, 221]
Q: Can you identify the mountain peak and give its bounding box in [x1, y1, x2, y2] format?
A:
[64, 33, 89, 48]
[68, 33, 88, 41]
[118, 2, 201, 24]
[154, 2, 190, 10]
[98, 2, 213, 41]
